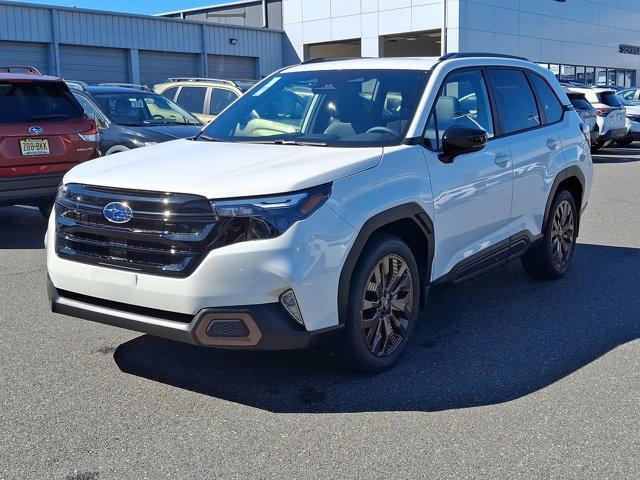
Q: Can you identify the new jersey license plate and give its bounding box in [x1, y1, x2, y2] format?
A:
[20, 138, 50, 156]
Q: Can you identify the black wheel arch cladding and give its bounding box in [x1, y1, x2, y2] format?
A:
[337, 203, 434, 324]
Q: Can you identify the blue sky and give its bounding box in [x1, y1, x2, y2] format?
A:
[14, 0, 228, 15]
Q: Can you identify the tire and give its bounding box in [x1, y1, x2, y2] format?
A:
[521, 189, 578, 280]
[615, 139, 634, 147]
[332, 234, 421, 373]
[38, 202, 53, 219]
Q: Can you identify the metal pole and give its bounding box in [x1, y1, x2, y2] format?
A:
[262, 0, 268, 28]
[441, 0, 448, 56]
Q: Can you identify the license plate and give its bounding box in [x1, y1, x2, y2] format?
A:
[19, 138, 50, 156]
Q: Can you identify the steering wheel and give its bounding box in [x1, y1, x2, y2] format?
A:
[366, 126, 397, 136]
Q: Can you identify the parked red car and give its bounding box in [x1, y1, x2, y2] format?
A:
[0, 67, 100, 217]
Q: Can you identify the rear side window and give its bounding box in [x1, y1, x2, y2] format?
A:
[597, 92, 622, 108]
[209, 88, 238, 116]
[0, 81, 82, 123]
[176, 86, 206, 114]
[528, 74, 563, 124]
[160, 86, 179, 101]
[488, 69, 540, 134]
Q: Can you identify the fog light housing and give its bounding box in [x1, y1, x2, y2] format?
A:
[280, 289, 304, 326]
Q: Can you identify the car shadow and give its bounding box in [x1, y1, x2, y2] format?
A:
[592, 147, 640, 163]
[114, 243, 640, 413]
[0, 206, 47, 249]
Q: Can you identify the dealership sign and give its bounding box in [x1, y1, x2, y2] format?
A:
[620, 44, 640, 55]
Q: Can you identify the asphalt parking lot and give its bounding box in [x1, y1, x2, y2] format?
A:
[1, 148, 639, 480]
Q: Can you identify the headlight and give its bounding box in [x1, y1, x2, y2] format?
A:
[210, 183, 332, 242]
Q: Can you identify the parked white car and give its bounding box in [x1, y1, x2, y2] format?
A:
[568, 87, 628, 150]
[617, 97, 640, 147]
[47, 54, 593, 372]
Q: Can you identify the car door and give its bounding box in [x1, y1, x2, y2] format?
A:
[422, 68, 514, 281]
[487, 68, 567, 239]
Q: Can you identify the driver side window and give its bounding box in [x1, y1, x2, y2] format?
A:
[424, 69, 494, 150]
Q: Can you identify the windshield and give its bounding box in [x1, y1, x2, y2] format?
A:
[200, 69, 430, 147]
[0, 81, 82, 123]
[92, 92, 201, 126]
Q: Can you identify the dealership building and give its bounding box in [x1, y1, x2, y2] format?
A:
[164, 0, 640, 87]
[1, 0, 640, 87]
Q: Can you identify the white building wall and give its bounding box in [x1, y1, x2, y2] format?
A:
[282, 0, 640, 82]
[282, 0, 457, 63]
[458, 0, 640, 71]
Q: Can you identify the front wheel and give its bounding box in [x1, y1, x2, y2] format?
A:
[521, 189, 578, 280]
[333, 234, 421, 373]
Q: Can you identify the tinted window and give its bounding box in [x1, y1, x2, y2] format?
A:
[488, 69, 540, 134]
[528, 74, 563, 123]
[0, 81, 82, 123]
[209, 88, 238, 116]
[160, 86, 179, 101]
[597, 92, 622, 108]
[92, 92, 200, 126]
[176, 86, 207, 114]
[569, 96, 595, 112]
[424, 69, 494, 150]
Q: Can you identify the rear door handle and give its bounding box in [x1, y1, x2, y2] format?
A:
[546, 138, 559, 150]
[493, 152, 511, 166]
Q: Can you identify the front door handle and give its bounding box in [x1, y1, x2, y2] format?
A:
[493, 152, 511, 165]
[546, 138, 560, 150]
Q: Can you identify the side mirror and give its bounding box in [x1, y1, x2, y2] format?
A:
[439, 125, 488, 163]
[96, 117, 109, 130]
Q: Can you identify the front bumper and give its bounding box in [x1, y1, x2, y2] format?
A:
[47, 202, 357, 334]
[48, 279, 341, 350]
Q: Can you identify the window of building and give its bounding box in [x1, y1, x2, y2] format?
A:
[488, 69, 540, 135]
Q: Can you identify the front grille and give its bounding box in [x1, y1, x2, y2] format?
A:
[55, 183, 220, 277]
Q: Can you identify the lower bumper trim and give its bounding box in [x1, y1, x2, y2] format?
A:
[48, 279, 342, 350]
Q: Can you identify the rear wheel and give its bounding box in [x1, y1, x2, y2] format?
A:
[521, 189, 578, 280]
[333, 234, 421, 373]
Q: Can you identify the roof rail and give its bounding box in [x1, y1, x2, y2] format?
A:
[0, 65, 43, 75]
[439, 52, 529, 62]
[165, 77, 238, 86]
[301, 57, 365, 65]
[97, 82, 152, 92]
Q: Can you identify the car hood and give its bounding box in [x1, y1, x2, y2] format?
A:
[64, 139, 383, 198]
[124, 124, 203, 142]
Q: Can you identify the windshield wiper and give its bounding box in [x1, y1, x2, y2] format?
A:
[243, 139, 328, 147]
[29, 114, 69, 120]
[197, 134, 226, 142]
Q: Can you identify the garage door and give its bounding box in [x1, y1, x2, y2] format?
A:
[0, 41, 50, 75]
[208, 55, 257, 80]
[139, 51, 200, 87]
[59, 45, 128, 84]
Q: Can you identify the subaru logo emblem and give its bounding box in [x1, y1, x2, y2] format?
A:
[29, 126, 43, 135]
[103, 202, 133, 224]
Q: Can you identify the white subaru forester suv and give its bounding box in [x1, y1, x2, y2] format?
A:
[47, 54, 593, 372]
